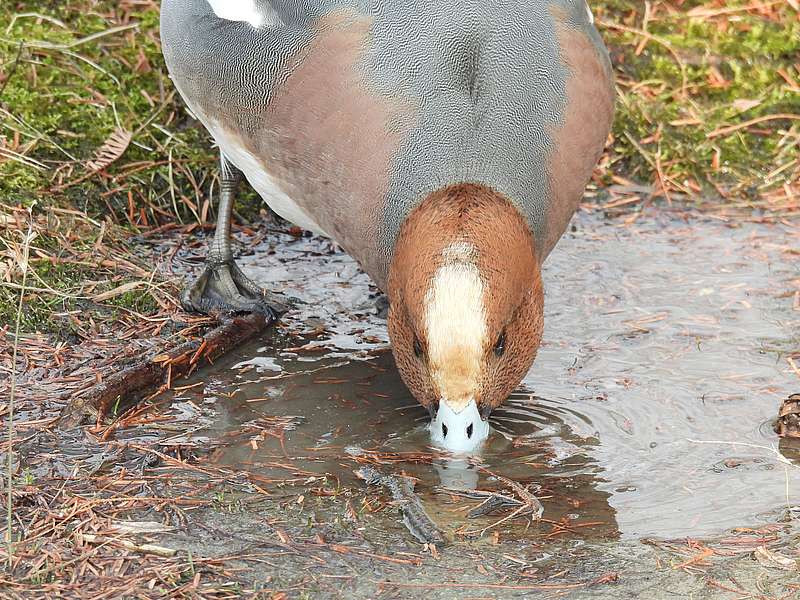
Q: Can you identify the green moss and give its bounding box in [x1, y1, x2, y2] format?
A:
[105, 288, 158, 314]
[597, 1, 799, 196]
[0, 2, 222, 224]
[0, 3, 211, 333]
[0, 201, 169, 336]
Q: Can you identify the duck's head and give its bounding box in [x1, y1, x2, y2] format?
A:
[387, 183, 544, 454]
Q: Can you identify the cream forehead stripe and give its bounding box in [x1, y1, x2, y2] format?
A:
[423, 243, 487, 412]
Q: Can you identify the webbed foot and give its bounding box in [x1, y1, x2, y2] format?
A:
[181, 258, 288, 318]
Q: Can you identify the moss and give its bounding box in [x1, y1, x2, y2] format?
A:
[597, 1, 799, 196]
[0, 201, 168, 336]
[0, 2, 222, 223]
[0, 3, 213, 333]
[104, 288, 158, 314]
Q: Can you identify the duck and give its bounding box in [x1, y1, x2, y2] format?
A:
[159, 0, 615, 453]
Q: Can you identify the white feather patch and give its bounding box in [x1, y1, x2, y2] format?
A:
[206, 0, 281, 28]
[586, 1, 595, 24]
[205, 119, 328, 236]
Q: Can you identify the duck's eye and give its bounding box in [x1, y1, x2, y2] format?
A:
[494, 332, 506, 356]
[413, 337, 423, 358]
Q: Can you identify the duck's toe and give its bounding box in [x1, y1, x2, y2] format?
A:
[181, 259, 289, 319]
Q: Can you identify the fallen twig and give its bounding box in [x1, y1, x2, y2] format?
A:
[456, 469, 544, 537]
[375, 571, 618, 591]
[6, 212, 33, 568]
[355, 466, 447, 546]
[706, 113, 800, 139]
[58, 312, 274, 429]
[437, 487, 525, 518]
[76, 533, 177, 558]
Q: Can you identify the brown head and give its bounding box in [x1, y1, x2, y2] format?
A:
[387, 183, 544, 452]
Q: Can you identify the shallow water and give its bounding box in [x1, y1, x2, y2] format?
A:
[166, 209, 799, 541]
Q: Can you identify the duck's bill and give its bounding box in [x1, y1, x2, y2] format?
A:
[430, 398, 489, 454]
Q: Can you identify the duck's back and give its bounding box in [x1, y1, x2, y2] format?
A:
[160, 0, 614, 288]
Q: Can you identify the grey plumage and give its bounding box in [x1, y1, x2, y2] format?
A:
[160, 0, 613, 288]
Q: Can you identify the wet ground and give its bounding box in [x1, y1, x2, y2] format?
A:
[129, 208, 799, 597]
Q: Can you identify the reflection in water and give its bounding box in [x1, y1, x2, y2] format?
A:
[163, 211, 798, 540]
[432, 456, 479, 490]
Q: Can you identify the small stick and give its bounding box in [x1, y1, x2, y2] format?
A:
[355, 466, 447, 546]
[6, 214, 33, 568]
[436, 487, 523, 518]
[76, 533, 177, 558]
[458, 468, 544, 537]
[58, 313, 274, 428]
[707, 113, 800, 139]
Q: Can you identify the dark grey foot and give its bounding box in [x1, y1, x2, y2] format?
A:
[374, 294, 390, 318]
[181, 259, 288, 318]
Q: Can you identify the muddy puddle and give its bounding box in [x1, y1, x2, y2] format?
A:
[157, 208, 800, 548]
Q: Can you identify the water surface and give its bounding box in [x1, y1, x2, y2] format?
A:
[166, 209, 799, 540]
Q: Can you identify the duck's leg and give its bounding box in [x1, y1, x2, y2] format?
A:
[181, 154, 287, 318]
